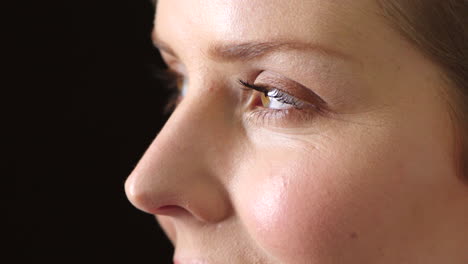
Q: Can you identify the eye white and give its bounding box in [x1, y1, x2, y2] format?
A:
[269, 98, 290, 109]
[180, 77, 189, 97]
[267, 90, 291, 110]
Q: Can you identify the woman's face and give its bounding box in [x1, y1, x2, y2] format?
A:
[125, 0, 468, 263]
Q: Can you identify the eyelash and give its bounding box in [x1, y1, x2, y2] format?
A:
[155, 67, 324, 126]
[237, 79, 322, 126]
[238, 79, 306, 108]
[152, 68, 186, 114]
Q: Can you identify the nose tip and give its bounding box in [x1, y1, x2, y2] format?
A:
[125, 168, 232, 223]
[125, 167, 231, 223]
[124, 172, 153, 213]
[125, 171, 178, 215]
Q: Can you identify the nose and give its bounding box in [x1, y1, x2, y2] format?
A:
[125, 84, 233, 223]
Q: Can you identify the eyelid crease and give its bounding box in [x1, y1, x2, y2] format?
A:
[254, 74, 328, 108]
[238, 80, 310, 109]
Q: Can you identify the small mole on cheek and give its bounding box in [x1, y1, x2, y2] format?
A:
[350, 232, 358, 239]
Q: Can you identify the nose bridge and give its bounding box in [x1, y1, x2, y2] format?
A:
[125, 82, 234, 223]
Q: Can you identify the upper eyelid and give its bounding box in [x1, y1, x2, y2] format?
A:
[159, 51, 187, 77]
[239, 80, 306, 106]
[254, 76, 327, 107]
[158, 48, 326, 108]
[250, 83, 299, 102]
[154, 37, 179, 59]
[159, 50, 177, 66]
[259, 85, 307, 107]
[238, 79, 269, 94]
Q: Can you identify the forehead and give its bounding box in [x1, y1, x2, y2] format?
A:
[155, 0, 385, 58]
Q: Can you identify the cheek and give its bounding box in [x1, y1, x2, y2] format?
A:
[236, 150, 358, 263]
[233, 133, 438, 263]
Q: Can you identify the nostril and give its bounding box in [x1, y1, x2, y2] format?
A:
[154, 205, 189, 216]
[125, 162, 232, 222]
[125, 174, 189, 216]
[156, 205, 180, 211]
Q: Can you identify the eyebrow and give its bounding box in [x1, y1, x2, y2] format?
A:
[152, 31, 355, 63]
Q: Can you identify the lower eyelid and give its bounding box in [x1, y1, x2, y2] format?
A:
[243, 105, 319, 128]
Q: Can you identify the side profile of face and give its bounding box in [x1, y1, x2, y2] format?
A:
[125, 0, 468, 263]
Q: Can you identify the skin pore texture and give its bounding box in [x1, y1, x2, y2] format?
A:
[125, 0, 468, 263]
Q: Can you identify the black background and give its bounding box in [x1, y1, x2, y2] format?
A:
[13, 0, 174, 263]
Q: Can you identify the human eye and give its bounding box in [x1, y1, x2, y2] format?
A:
[238, 74, 329, 126]
[153, 67, 188, 113]
[238, 80, 308, 110]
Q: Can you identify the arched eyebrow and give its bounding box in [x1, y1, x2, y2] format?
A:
[152, 31, 356, 64]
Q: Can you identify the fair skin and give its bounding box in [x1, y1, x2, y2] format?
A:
[125, 0, 468, 263]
